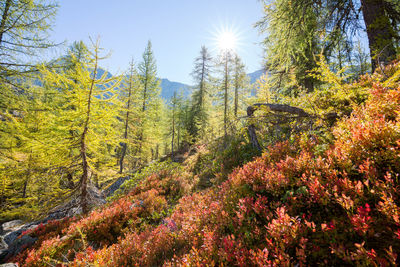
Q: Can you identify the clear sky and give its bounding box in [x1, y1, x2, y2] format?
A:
[49, 0, 265, 85]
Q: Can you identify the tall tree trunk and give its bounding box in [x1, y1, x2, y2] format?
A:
[338, 42, 343, 77]
[66, 171, 74, 189]
[22, 178, 28, 198]
[137, 72, 148, 158]
[22, 154, 33, 198]
[171, 104, 175, 159]
[223, 53, 229, 139]
[199, 70, 204, 108]
[119, 63, 134, 173]
[156, 144, 159, 159]
[0, 0, 11, 46]
[361, 0, 396, 72]
[234, 78, 239, 118]
[177, 126, 180, 148]
[80, 48, 98, 214]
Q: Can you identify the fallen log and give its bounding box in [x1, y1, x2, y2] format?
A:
[246, 103, 338, 150]
[247, 103, 310, 118]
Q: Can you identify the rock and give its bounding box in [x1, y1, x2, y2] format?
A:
[2, 231, 20, 248]
[1, 221, 23, 232]
[0, 236, 6, 251]
[102, 176, 130, 198]
[46, 184, 105, 220]
[0, 263, 18, 267]
[0, 221, 40, 263]
[4, 223, 38, 246]
[0, 183, 106, 263]
[0, 235, 37, 263]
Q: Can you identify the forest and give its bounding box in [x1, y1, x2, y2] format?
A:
[0, 0, 400, 265]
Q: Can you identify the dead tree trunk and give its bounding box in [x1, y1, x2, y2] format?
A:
[246, 103, 310, 151]
[246, 103, 339, 150]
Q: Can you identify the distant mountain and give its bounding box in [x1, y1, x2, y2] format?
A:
[99, 68, 191, 101]
[97, 68, 113, 79]
[98, 68, 266, 101]
[159, 70, 267, 100]
[159, 79, 191, 100]
[247, 69, 267, 84]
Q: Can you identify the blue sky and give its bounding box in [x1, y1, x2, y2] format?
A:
[50, 0, 265, 85]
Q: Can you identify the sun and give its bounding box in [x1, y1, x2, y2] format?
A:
[217, 30, 237, 52]
[210, 23, 242, 54]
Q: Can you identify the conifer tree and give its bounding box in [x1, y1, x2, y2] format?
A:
[351, 40, 371, 77]
[166, 90, 186, 157]
[119, 59, 141, 173]
[170, 91, 177, 157]
[216, 50, 234, 139]
[0, 0, 58, 78]
[189, 46, 212, 139]
[256, 0, 320, 93]
[38, 39, 121, 213]
[232, 54, 249, 118]
[257, 0, 400, 76]
[0, 78, 63, 218]
[136, 40, 162, 164]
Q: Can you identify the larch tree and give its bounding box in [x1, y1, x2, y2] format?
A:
[170, 91, 177, 158]
[119, 59, 141, 173]
[215, 49, 234, 140]
[189, 46, 213, 140]
[232, 54, 249, 118]
[256, 0, 321, 93]
[257, 0, 400, 79]
[137, 40, 162, 164]
[0, 0, 58, 78]
[0, 0, 58, 150]
[39, 39, 121, 213]
[0, 76, 64, 219]
[166, 90, 186, 158]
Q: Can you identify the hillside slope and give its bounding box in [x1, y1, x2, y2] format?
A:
[9, 63, 400, 266]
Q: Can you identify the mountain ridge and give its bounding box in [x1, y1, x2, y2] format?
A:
[160, 69, 266, 100]
[101, 69, 266, 100]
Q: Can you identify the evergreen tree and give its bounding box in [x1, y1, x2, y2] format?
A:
[351, 40, 371, 77]
[166, 89, 187, 157]
[189, 46, 213, 139]
[257, 0, 400, 77]
[170, 91, 177, 158]
[215, 50, 234, 140]
[232, 54, 249, 118]
[136, 40, 162, 164]
[119, 59, 141, 173]
[256, 0, 321, 93]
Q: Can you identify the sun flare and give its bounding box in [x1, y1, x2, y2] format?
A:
[211, 23, 242, 54]
[217, 31, 237, 52]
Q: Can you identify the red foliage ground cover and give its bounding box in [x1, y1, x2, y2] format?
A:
[11, 68, 400, 266]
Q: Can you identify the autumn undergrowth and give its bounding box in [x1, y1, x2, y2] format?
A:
[10, 60, 400, 266]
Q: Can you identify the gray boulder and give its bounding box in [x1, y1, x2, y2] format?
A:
[0, 220, 40, 263]
[1, 221, 23, 233]
[0, 235, 37, 263]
